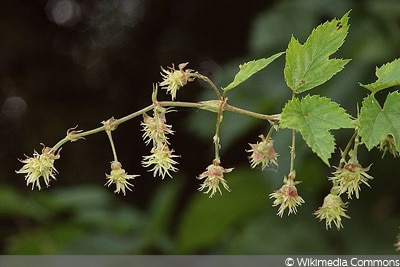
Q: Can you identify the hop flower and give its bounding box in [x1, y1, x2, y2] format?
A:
[141, 106, 174, 147]
[197, 159, 233, 198]
[159, 62, 195, 100]
[247, 134, 279, 170]
[329, 162, 373, 199]
[16, 145, 60, 190]
[269, 176, 304, 217]
[142, 144, 179, 179]
[105, 161, 138, 196]
[379, 134, 399, 158]
[314, 193, 350, 230]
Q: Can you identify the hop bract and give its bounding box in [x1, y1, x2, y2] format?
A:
[197, 159, 233, 198]
[16, 145, 60, 190]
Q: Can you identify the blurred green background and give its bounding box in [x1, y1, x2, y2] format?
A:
[1, 0, 400, 254]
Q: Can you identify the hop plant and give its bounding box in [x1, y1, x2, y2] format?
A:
[13, 11, 400, 246]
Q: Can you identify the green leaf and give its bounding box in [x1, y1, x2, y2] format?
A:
[280, 95, 353, 165]
[284, 11, 351, 93]
[223, 52, 284, 91]
[359, 58, 400, 94]
[359, 92, 400, 151]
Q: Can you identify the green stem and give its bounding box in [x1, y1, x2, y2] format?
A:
[265, 122, 277, 139]
[213, 98, 227, 160]
[289, 129, 296, 175]
[351, 133, 360, 164]
[224, 103, 281, 121]
[50, 100, 281, 153]
[194, 73, 222, 100]
[106, 130, 118, 162]
[338, 130, 357, 168]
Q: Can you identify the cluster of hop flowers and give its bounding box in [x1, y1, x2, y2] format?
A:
[16, 61, 388, 236]
[12, 60, 358, 232]
[16, 63, 195, 195]
[247, 133, 305, 217]
[314, 144, 374, 229]
[141, 105, 179, 179]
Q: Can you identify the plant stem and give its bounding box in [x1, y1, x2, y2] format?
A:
[106, 130, 118, 162]
[338, 130, 357, 168]
[50, 100, 281, 153]
[213, 98, 227, 160]
[265, 122, 277, 139]
[289, 129, 296, 175]
[195, 73, 222, 100]
[223, 103, 281, 121]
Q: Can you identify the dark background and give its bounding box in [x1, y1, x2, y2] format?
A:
[1, 0, 400, 254]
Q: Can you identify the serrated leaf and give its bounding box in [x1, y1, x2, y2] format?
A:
[284, 11, 351, 93]
[280, 95, 353, 165]
[223, 52, 284, 91]
[359, 58, 400, 94]
[359, 92, 400, 151]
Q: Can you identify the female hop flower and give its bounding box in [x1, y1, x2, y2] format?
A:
[16, 145, 60, 190]
[197, 159, 233, 198]
[247, 134, 279, 170]
[329, 162, 373, 199]
[142, 145, 179, 179]
[314, 193, 350, 230]
[159, 62, 195, 100]
[269, 175, 304, 217]
[105, 161, 138, 195]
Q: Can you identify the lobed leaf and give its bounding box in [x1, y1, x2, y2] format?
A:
[358, 92, 400, 151]
[223, 52, 284, 91]
[359, 58, 400, 94]
[284, 11, 351, 94]
[280, 95, 353, 165]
